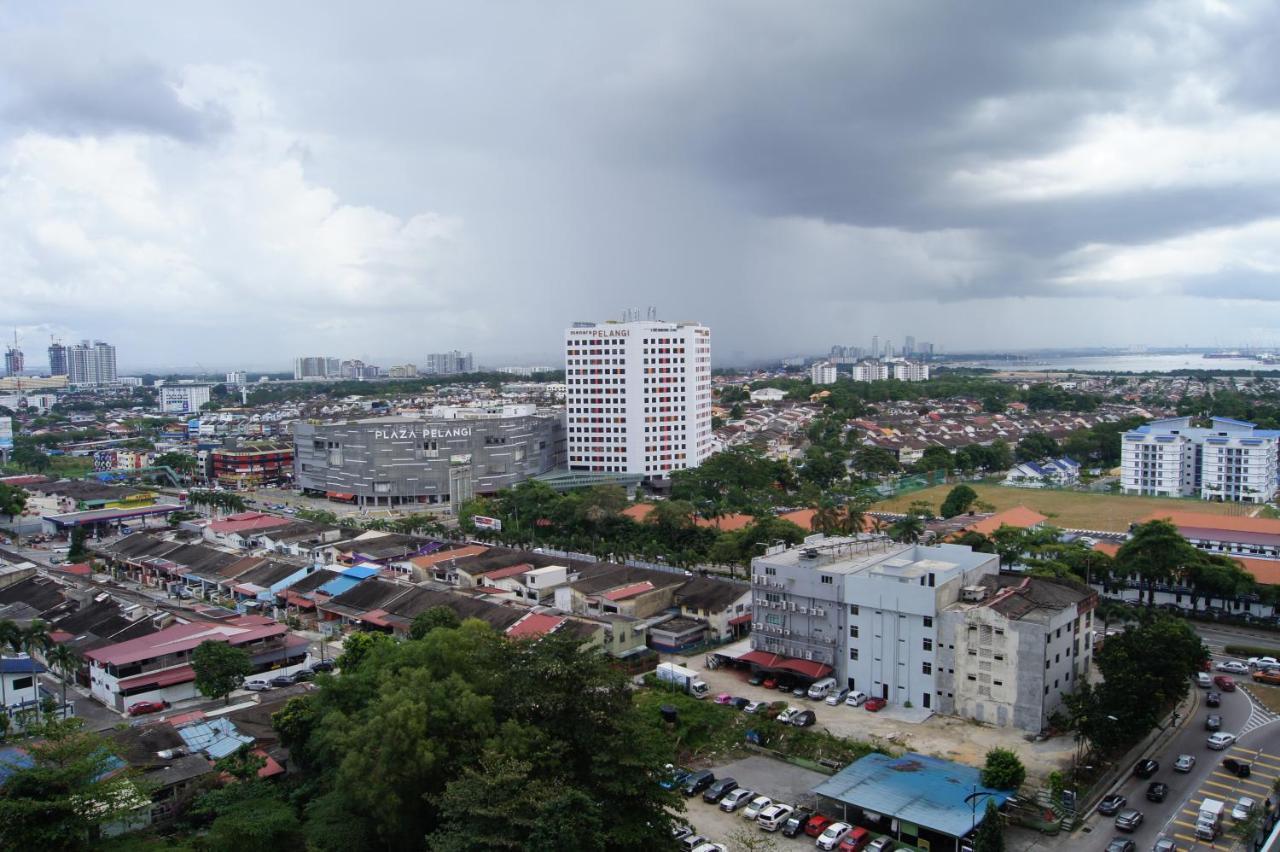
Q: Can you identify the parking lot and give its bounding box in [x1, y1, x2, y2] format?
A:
[674, 755, 831, 848]
[1166, 743, 1280, 850]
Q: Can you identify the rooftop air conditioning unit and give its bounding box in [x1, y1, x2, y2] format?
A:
[961, 585, 988, 603]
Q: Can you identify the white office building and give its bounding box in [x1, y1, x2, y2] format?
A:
[809, 362, 838, 386]
[749, 536, 998, 711]
[851, 360, 890, 382]
[158, 384, 212, 414]
[564, 318, 712, 479]
[1121, 417, 1279, 503]
[66, 340, 117, 387]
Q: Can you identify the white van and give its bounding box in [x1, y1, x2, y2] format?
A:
[807, 677, 838, 700]
[825, 686, 850, 706]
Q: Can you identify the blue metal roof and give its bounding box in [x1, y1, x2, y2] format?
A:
[1212, 417, 1257, 428]
[177, 717, 253, 759]
[811, 752, 1013, 839]
[0, 657, 46, 675]
[342, 564, 380, 580]
[318, 575, 363, 597]
[0, 746, 33, 786]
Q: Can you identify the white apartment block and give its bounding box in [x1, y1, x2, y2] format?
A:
[809, 362, 838, 385]
[67, 340, 117, 387]
[225, 371, 248, 386]
[1122, 417, 1279, 503]
[890, 359, 931, 382]
[564, 319, 712, 479]
[851, 361, 889, 382]
[158, 384, 212, 414]
[750, 536, 998, 711]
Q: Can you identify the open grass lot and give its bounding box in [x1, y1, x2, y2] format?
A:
[1247, 682, 1280, 716]
[876, 482, 1253, 532]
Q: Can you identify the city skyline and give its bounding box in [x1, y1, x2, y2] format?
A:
[4, 4, 1280, 365]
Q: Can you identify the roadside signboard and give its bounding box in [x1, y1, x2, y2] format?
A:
[472, 515, 503, 531]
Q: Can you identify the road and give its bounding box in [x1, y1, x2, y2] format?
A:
[1077, 657, 1280, 851]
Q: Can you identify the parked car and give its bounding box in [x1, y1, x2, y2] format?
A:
[1223, 757, 1252, 778]
[761, 676, 777, 689]
[671, 824, 693, 842]
[293, 669, 315, 682]
[825, 686, 851, 706]
[1206, 691, 1221, 707]
[269, 673, 296, 687]
[1146, 782, 1169, 803]
[731, 697, 751, 710]
[791, 684, 808, 698]
[1205, 714, 1223, 731]
[741, 795, 773, 820]
[776, 706, 799, 724]
[1150, 838, 1177, 852]
[866, 838, 893, 852]
[807, 677, 838, 700]
[757, 803, 794, 832]
[1207, 732, 1237, 750]
[703, 777, 739, 803]
[743, 700, 767, 714]
[805, 814, 835, 838]
[678, 834, 708, 852]
[719, 787, 756, 812]
[816, 821, 853, 850]
[1217, 660, 1249, 674]
[714, 692, 734, 705]
[781, 807, 815, 837]
[1232, 797, 1256, 821]
[1115, 808, 1144, 831]
[690, 844, 726, 852]
[127, 700, 170, 717]
[243, 679, 271, 692]
[1214, 675, 1237, 692]
[791, 709, 817, 727]
[1174, 754, 1196, 772]
[309, 659, 335, 673]
[1105, 840, 1136, 852]
[659, 765, 691, 790]
[681, 769, 715, 796]
[1248, 656, 1279, 669]
[845, 690, 868, 707]
[837, 828, 872, 851]
[747, 672, 765, 686]
[864, 697, 887, 712]
[1099, 794, 1127, 816]
[776, 676, 796, 692]
[1134, 759, 1159, 779]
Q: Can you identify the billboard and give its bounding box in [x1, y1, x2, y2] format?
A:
[0, 416, 11, 450]
[472, 515, 503, 531]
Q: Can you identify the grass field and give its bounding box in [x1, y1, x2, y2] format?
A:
[876, 482, 1254, 532]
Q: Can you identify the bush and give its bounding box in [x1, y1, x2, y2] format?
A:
[980, 747, 1026, 790]
[1225, 644, 1280, 658]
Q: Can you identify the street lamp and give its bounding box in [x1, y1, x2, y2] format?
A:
[965, 787, 996, 836]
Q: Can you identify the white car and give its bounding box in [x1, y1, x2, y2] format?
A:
[816, 822, 852, 850]
[1207, 732, 1236, 750]
[741, 795, 773, 820]
[776, 706, 799, 724]
[1248, 657, 1278, 669]
[719, 787, 756, 812]
[1173, 753, 1196, 772]
[691, 845, 726, 852]
[757, 803, 793, 831]
[1233, 796, 1256, 821]
[845, 690, 868, 707]
[243, 679, 271, 692]
[743, 700, 767, 714]
[1217, 660, 1250, 674]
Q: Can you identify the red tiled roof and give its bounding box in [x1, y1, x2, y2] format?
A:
[623, 503, 755, 532]
[728, 614, 752, 626]
[52, 562, 93, 576]
[1232, 557, 1280, 586]
[477, 563, 534, 582]
[737, 650, 832, 680]
[208, 512, 290, 535]
[85, 618, 285, 667]
[964, 507, 1048, 537]
[165, 709, 207, 727]
[117, 664, 195, 691]
[410, 545, 488, 568]
[280, 591, 316, 609]
[361, 608, 392, 628]
[602, 581, 656, 601]
[1141, 512, 1280, 536]
[505, 612, 565, 639]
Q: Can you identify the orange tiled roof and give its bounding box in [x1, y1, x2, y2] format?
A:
[965, 507, 1049, 537]
[1139, 512, 1280, 536]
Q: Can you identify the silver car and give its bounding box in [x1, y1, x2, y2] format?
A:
[1232, 797, 1256, 821]
[1173, 753, 1196, 772]
[1115, 808, 1144, 831]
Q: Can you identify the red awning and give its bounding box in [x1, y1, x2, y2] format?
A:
[728, 614, 753, 626]
[737, 650, 832, 680]
[280, 591, 315, 609]
[117, 664, 196, 691]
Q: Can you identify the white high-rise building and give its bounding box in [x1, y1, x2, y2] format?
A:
[1121, 416, 1280, 503]
[67, 340, 117, 386]
[564, 318, 712, 479]
[226, 371, 248, 386]
[851, 360, 889, 382]
[890, 360, 931, 382]
[158, 384, 212, 414]
[809, 362, 838, 385]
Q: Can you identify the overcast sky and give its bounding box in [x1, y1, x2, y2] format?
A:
[4, 1, 1280, 371]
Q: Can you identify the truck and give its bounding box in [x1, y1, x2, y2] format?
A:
[1196, 797, 1224, 840]
[655, 662, 710, 699]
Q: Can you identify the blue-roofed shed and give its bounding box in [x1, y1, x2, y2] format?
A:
[810, 752, 1013, 850]
[177, 717, 254, 759]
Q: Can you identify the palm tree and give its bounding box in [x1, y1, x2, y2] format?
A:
[17, 620, 52, 709]
[0, 619, 20, 711]
[812, 497, 840, 536]
[839, 494, 872, 536]
[45, 644, 80, 719]
[889, 515, 925, 544]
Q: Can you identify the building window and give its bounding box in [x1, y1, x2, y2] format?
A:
[993, 679, 1003, 686]
[923, 638, 933, 651]
[923, 616, 933, 628]
[850, 648, 859, 661]
[850, 626, 859, 638]
[764, 566, 776, 576]
[967, 674, 977, 681]
[849, 605, 859, 615]
[820, 575, 833, 585]
[922, 662, 932, 675]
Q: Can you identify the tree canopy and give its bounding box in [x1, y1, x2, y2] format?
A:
[192, 640, 252, 704]
[940, 484, 979, 518]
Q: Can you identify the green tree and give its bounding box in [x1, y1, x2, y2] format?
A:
[410, 606, 462, 639]
[14, 620, 52, 706]
[191, 640, 252, 704]
[980, 748, 1026, 789]
[853, 445, 901, 475]
[972, 798, 1005, 852]
[45, 644, 81, 719]
[333, 630, 396, 673]
[153, 451, 198, 477]
[0, 618, 20, 708]
[1015, 432, 1060, 462]
[195, 778, 304, 852]
[1116, 520, 1201, 606]
[0, 482, 27, 521]
[940, 484, 979, 518]
[889, 514, 925, 543]
[0, 718, 148, 851]
[916, 445, 954, 473]
[952, 530, 996, 553]
[294, 508, 339, 525]
[67, 525, 88, 561]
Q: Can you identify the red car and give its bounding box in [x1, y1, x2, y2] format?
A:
[837, 828, 872, 852]
[805, 814, 834, 837]
[127, 700, 170, 717]
[864, 697, 887, 712]
[762, 677, 778, 689]
[1214, 675, 1236, 692]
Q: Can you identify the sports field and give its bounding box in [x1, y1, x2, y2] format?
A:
[876, 482, 1254, 532]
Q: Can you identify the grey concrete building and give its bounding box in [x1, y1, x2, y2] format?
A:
[936, 574, 1096, 732]
[293, 410, 563, 507]
[749, 536, 998, 710]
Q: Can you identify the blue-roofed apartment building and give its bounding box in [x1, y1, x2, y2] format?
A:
[811, 752, 1013, 852]
[1121, 416, 1280, 502]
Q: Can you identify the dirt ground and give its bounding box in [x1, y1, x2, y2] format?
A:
[688, 656, 1076, 781]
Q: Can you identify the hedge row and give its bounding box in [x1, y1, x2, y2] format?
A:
[1224, 644, 1280, 658]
